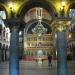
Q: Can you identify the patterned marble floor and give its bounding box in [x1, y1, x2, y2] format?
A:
[0, 60, 75, 75]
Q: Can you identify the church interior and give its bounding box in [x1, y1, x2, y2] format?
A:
[0, 0, 75, 75]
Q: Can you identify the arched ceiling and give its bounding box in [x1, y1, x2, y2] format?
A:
[23, 7, 52, 23]
[0, 0, 74, 19]
[19, 0, 57, 19]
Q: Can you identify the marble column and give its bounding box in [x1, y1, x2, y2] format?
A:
[5, 48, 7, 61]
[9, 26, 19, 75]
[73, 50, 75, 61]
[1, 47, 4, 62]
[19, 30, 24, 59]
[72, 44, 75, 61]
[0, 51, 1, 62]
[57, 32, 67, 75]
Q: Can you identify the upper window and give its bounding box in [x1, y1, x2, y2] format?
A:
[69, 4, 75, 18]
[69, 9, 75, 18]
[0, 10, 6, 38]
[0, 11, 6, 19]
[0, 11, 6, 27]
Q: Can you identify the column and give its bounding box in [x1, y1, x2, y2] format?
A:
[0, 43, 1, 62]
[73, 50, 75, 61]
[3, 47, 5, 61]
[6, 46, 9, 61]
[72, 44, 75, 61]
[19, 30, 24, 59]
[5, 48, 7, 61]
[9, 26, 19, 75]
[57, 32, 67, 75]
[1, 47, 4, 62]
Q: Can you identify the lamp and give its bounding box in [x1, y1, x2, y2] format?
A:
[60, 1, 66, 17]
[32, 7, 47, 36]
[68, 33, 72, 39]
[9, 1, 14, 11]
[62, 1, 65, 7]
[9, 1, 15, 18]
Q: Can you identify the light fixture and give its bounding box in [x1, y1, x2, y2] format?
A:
[68, 33, 72, 39]
[61, 1, 65, 11]
[60, 1, 66, 17]
[61, 1, 65, 7]
[32, 7, 47, 36]
[19, 31, 22, 36]
[32, 19, 47, 36]
[9, 1, 14, 10]
[55, 33, 57, 39]
[8, 1, 15, 18]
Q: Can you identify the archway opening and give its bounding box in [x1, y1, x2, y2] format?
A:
[68, 3, 75, 61]
[22, 7, 56, 61]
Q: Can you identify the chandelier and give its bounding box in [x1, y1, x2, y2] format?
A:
[32, 7, 47, 36]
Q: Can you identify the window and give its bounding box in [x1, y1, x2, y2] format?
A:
[69, 9, 75, 18]
[0, 11, 6, 27]
[69, 4, 75, 18]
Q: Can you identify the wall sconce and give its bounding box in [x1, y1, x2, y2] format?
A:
[68, 33, 72, 39]
[60, 1, 66, 17]
[9, 1, 13, 10]
[62, 1, 65, 7]
[9, 1, 15, 18]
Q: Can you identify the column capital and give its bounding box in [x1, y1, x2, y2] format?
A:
[51, 18, 71, 32]
[3, 18, 25, 31]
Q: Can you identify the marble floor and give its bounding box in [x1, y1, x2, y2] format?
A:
[0, 60, 75, 75]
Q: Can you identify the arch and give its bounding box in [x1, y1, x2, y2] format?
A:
[23, 7, 52, 23]
[18, 0, 57, 19]
[24, 19, 52, 34]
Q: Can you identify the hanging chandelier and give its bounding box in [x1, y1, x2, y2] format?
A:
[32, 7, 47, 36]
